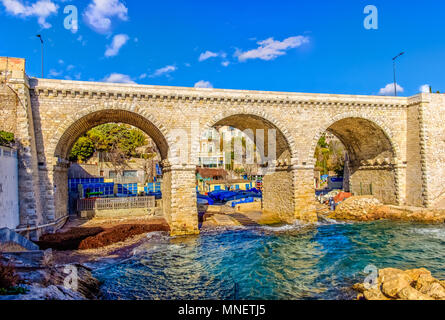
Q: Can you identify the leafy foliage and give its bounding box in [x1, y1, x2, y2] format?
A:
[70, 136, 94, 162]
[69, 124, 148, 162]
[0, 130, 14, 147]
[314, 135, 345, 176]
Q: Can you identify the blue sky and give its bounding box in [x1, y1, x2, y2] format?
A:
[0, 0, 444, 96]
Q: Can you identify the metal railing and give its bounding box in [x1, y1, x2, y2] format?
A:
[77, 196, 155, 212]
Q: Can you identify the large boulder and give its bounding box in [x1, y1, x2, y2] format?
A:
[328, 196, 382, 221]
[353, 267, 445, 300]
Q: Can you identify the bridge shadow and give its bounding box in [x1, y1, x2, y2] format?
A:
[230, 213, 261, 227]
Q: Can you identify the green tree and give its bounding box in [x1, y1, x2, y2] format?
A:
[314, 135, 345, 176]
[69, 124, 148, 162]
[69, 136, 94, 162]
[0, 131, 14, 147]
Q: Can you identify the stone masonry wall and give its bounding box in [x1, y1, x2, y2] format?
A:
[2, 58, 44, 240]
[263, 168, 295, 222]
[406, 102, 423, 206]
[162, 166, 199, 236]
[350, 168, 397, 204]
[421, 94, 445, 206]
[293, 168, 318, 223]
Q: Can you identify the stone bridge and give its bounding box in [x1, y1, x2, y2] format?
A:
[2, 57, 445, 239]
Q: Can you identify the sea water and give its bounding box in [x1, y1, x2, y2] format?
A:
[93, 220, 445, 300]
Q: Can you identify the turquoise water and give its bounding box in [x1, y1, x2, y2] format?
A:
[93, 220, 445, 300]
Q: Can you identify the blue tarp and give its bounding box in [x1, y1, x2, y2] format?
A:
[156, 163, 162, 176]
[197, 193, 215, 205]
[208, 189, 262, 203]
[147, 191, 162, 199]
[231, 197, 255, 207]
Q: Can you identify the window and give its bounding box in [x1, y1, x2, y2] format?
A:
[123, 170, 137, 177]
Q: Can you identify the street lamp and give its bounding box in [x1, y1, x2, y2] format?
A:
[36, 34, 44, 78]
[392, 52, 405, 96]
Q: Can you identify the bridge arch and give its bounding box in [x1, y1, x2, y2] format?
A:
[51, 106, 170, 161]
[203, 109, 297, 162]
[309, 113, 402, 204]
[46, 107, 174, 230]
[201, 110, 302, 223]
[309, 113, 401, 165]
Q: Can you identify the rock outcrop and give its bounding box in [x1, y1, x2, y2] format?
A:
[1, 249, 101, 300]
[353, 268, 445, 300]
[328, 196, 445, 223]
[328, 196, 382, 221]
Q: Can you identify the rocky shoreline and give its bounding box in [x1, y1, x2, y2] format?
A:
[0, 253, 101, 300]
[0, 218, 172, 300]
[353, 268, 445, 300]
[2, 210, 445, 300]
[327, 196, 445, 224]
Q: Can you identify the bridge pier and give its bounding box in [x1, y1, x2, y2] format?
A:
[263, 165, 317, 224]
[161, 164, 199, 236]
[3, 60, 44, 240]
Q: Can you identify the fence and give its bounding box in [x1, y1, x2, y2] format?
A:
[144, 182, 161, 193]
[77, 196, 155, 212]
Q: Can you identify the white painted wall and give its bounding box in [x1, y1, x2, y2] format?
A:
[0, 146, 19, 229]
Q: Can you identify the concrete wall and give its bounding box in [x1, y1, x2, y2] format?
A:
[0, 146, 19, 229]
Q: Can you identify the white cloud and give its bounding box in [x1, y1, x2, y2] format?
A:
[1, 0, 58, 28]
[84, 0, 128, 34]
[77, 35, 87, 46]
[66, 64, 75, 71]
[235, 36, 309, 62]
[48, 69, 62, 77]
[194, 80, 213, 89]
[379, 83, 404, 96]
[103, 73, 135, 84]
[198, 50, 227, 62]
[150, 65, 177, 78]
[221, 61, 230, 67]
[199, 51, 218, 61]
[105, 33, 129, 57]
[419, 84, 430, 93]
[139, 73, 147, 79]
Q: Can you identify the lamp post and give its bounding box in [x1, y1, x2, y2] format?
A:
[392, 52, 405, 96]
[36, 34, 44, 78]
